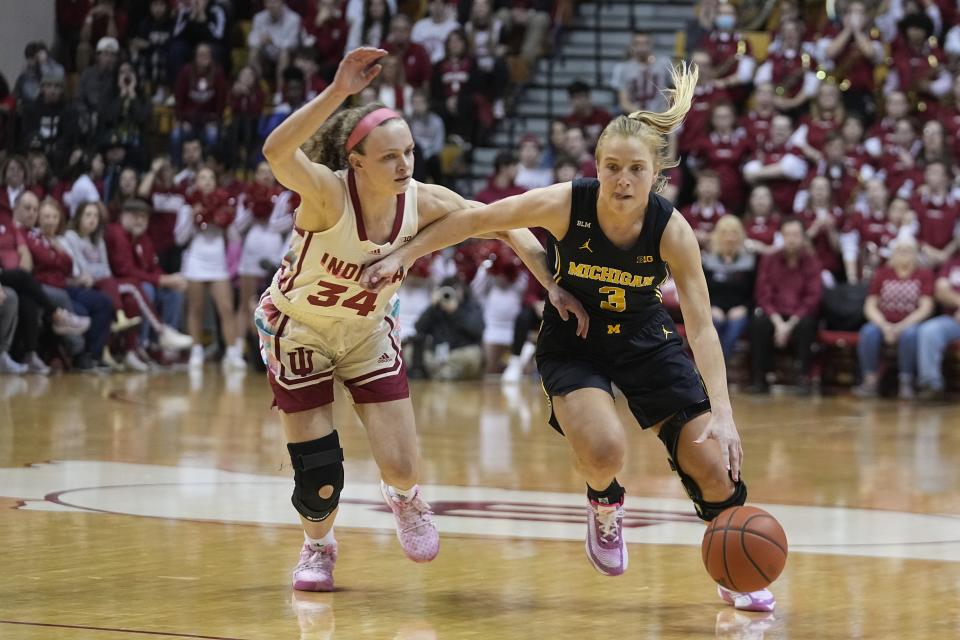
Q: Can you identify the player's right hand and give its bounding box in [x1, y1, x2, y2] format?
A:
[332, 47, 387, 95]
[548, 285, 590, 339]
[361, 252, 407, 293]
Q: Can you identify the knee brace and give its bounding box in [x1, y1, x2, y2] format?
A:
[657, 400, 747, 522]
[287, 430, 345, 522]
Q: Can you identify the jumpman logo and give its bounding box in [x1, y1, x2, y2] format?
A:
[662, 325, 673, 339]
[580, 239, 593, 253]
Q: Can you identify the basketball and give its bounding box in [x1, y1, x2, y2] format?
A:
[701, 506, 788, 593]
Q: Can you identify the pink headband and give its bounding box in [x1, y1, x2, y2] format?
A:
[345, 108, 402, 152]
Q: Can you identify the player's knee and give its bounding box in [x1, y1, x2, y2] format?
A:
[287, 430, 345, 522]
[682, 452, 735, 502]
[580, 434, 626, 475]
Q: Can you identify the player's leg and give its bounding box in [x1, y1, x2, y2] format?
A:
[256, 297, 343, 590]
[551, 386, 629, 577]
[653, 409, 774, 612]
[281, 405, 342, 592]
[353, 398, 439, 563]
[341, 316, 439, 562]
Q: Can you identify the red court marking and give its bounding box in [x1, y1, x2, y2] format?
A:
[0, 620, 248, 640]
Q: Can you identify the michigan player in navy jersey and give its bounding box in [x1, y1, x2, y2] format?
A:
[362, 63, 776, 612]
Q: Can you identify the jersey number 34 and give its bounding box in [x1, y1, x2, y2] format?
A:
[306, 279, 379, 317]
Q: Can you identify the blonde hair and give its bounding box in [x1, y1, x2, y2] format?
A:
[708, 214, 746, 255]
[594, 61, 699, 193]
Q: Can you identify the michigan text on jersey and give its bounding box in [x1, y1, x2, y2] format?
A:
[567, 261, 657, 288]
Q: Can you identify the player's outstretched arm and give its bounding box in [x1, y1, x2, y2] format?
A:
[400, 183, 589, 337]
[261, 47, 386, 223]
[362, 182, 571, 289]
[661, 210, 742, 481]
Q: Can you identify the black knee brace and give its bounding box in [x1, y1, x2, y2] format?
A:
[657, 400, 748, 522]
[287, 430, 345, 522]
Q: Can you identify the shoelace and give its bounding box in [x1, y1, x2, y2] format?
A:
[595, 505, 622, 543]
[303, 548, 334, 571]
[396, 495, 435, 534]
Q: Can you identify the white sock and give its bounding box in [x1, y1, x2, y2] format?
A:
[232, 337, 245, 353]
[305, 531, 335, 550]
[389, 484, 416, 500]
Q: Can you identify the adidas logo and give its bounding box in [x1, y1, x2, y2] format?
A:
[377, 353, 391, 363]
[370, 248, 382, 255]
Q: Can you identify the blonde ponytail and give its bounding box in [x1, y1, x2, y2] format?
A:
[595, 61, 699, 193]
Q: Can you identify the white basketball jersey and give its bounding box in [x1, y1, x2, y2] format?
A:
[268, 170, 419, 325]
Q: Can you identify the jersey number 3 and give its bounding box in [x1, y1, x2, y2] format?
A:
[599, 286, 626, 312]
[307, 279, 378, 317]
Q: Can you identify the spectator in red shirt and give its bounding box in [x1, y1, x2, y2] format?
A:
[939, 75, 960, 160]
[563, 126, 597, 179]
[793, 82, 846, 162]
[817, 0, 884, 120]
[743, 114, 809, 215]
[431, 29, 481, 143]
[797, 176, 844, 279]
[841, 179, 901, 283]
[742, 185, 782, 255]
[876, 117, 923, 198]
[27, 198, 113, 370]
[748, 217, 822, 393]
[854, 236, 935, 398]
[563, 80, 612, 148]
[476, 151, 527, 204]
[677, 50, 731, 157]
[225, 65, 266, 172]
[681, 170, 726, 248]
[382, 13, 433, 89]
[916, 253, 960, 399]
[171, 43, 227, 162]
[104, 199, 188, 341]
[885, 13, 951, 110]
[803, 132, 864, 211]
[740, 83, 776, 152]
[839, 116, 872, 173]
[700, 1, 756, 103]
[916, 120, 954, 174]
[754, 18, 819, 115]
[688, 102, 750, 212]
[910, 161, 959, 266]
[864, 90, 910, 158]
[302, 0, 348, 82]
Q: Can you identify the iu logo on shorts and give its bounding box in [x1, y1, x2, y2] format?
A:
[288, 347, 315, 377]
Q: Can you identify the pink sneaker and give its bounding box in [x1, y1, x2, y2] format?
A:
[585, 499, 628, 576]
[717, 584, 776, 612]
[293, 542, 337, 592]
[380, 481, 440, 563]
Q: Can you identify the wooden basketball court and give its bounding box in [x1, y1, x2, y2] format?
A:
[1, 370, 959, 639]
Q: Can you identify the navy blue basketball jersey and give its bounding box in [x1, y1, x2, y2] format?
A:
[545, 178, 674, 324]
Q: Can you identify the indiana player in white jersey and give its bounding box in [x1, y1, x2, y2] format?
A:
[257, 47, 587, 592]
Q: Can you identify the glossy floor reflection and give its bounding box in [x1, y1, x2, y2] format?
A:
[1, 370, 959, 639]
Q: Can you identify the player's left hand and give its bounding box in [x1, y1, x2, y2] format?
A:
[547, 285, 589, 338]
[361, 251, 409, 292]
[694, 411, 743, 482]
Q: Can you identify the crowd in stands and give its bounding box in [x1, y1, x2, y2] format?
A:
[0, 0, 958, 401]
